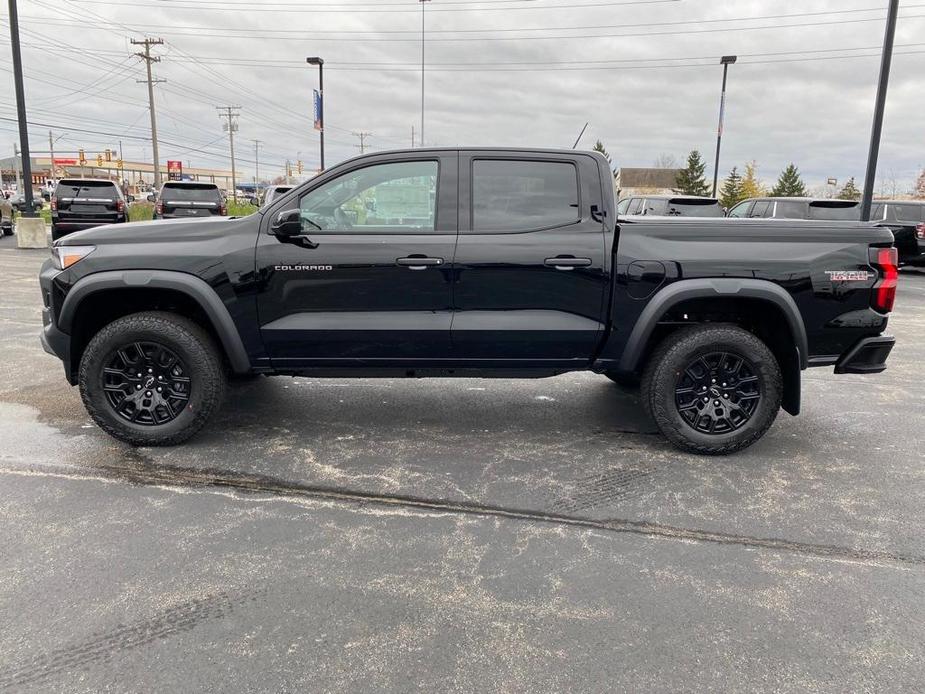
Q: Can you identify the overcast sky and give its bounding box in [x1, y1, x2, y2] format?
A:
[1, 0, 922, 191]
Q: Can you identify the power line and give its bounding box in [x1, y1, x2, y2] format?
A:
[352, 131, 372, 154]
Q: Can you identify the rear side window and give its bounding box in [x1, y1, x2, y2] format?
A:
[55, 181, 119, 199]
[162, 184, 221, 201]
[472, 159, 579, 232]
[665, 200, 723, 217]
[644, 199, 668, 215]
[886, 204, 924, 222]
[773, 201, 807, 219]
[616, 198, 630, 215]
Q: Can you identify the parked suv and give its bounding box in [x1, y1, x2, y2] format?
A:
[153, 182, 226, 220]
[262, 185, 294, 206]
[870, 200, 925, 266]
[727, 197, 860, 220]
[51, 179, 128, 241]
[617, 195, 724, 217]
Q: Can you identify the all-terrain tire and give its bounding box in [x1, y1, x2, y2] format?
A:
[641, 325, 782, 455]
[79, 311, 226, 446]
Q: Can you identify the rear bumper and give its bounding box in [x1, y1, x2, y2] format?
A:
[52, 216, 125, 232]
[834, 335, 895, 375]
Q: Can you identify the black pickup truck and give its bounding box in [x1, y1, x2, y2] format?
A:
[39, 148, 897, 454]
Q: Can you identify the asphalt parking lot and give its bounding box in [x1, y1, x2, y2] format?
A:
[1, 240, 923, 692]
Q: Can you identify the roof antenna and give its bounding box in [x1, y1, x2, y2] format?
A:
[571, 122, 589, 149]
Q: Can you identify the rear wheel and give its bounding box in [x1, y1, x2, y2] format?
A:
[79, 311, 226, 446]
[641, 325, 782, 455]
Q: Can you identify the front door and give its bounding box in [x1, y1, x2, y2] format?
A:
[451, 152, 609, 365]
[256, 153, 458, 367]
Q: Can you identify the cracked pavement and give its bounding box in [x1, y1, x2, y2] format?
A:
[1, 243, 924, 692]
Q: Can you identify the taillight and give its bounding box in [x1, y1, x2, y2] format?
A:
[50, 196, 57, 211]
[115, 199, 125, 214]
[219, 203, 227, 215]
[916, 222, 925, 240]
[869, 246, 898, 314]
[155, 200, 163, 215]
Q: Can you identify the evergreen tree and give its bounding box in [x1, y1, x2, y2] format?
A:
[592, 139, 616, 175]
[837, 177, 862, 201]
[769, 163, 807, 197]
[739, 160, 765, 199]
[914, 168, 925, 200]
[675, 150, 710, 196]
[719, 166, 744, 209]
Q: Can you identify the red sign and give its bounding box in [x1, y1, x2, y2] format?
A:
[167, 160, 182, 181]
[53, 158, 77, 166]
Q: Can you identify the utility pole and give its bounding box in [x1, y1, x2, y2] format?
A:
[8, 0, 35, 216]
[48, 131, 55, 183]
[131, 38, 165, 190]
[860, 0, 899, 221]
[217, 106, 241, 202]
[252, 139, 261, 185]
[411, 125, 415, 149]
[353, 131, 372, 154]
[419, 0, 431, 147]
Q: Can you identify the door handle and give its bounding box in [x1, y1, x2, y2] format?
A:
[397, 256, 444, 270]
[544, 256, 592, 271]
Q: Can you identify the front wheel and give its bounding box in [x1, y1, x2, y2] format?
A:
[641, 325, 782, 455]
[79, 311, 226, 446]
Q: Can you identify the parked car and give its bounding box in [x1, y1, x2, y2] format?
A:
[869, 200, 925, 267]
[41, 148, 897, 454]
[152, 182, 226, 220]
[261, 185, 294, 207]
[51, 179, 128, 241]
[10, 192, 44, 214]
[727, 197, 860, 220]
[617, 195, 724, 217]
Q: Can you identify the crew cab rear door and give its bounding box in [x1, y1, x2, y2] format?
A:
[255, 151, 458, 365]
[452, 151, 609, 363]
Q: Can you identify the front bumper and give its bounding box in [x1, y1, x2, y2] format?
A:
[834, 335, 895, 374]
[41, 307, 75, 383]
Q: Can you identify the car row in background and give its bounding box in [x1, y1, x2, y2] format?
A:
[151, 181, 226, 220]
[618, 194, 925, 266]
[51, 178, 129, 241]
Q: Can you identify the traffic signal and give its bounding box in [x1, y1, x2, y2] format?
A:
[116, 159, 124, 170]
[96, 154, 103, 167]
[286, 164, 293, 177]
[78, 149, 86, 164]
[297, 160, 303, 174]
[105, 149, 112, 162]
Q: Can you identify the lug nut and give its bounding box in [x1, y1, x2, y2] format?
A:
[711, 378, 716, 383]
[703, 397, 709, 402]
[145, 391, 151, 396]
[714, 400, 720, 406]
[135, 385, 141, 390]
[148, 368, 153, 373]
[156, 387, 162, 393]
[723, 394, 729, 399]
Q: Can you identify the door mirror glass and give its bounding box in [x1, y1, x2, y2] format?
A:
[271, 209, 303, 237]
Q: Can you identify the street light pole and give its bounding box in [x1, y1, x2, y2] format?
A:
[712, 55, 737, 198]
[419, 0, 431, 147]
[8, 0, 35, 216]
[306, 57, 325, 171]
[860, 0, 899, 222]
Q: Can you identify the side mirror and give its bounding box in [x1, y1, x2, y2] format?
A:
[271, 209, 303, 237]
[146, 194, 156, 203]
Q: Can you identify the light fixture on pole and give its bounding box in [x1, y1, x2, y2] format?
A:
[711, 55, 737, 198]
[306, 57, 325, 171]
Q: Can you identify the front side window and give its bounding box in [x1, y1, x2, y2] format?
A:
[472, 159, 579, 232]
[748, 201, 771, 218]
[627, 198, 644, 215]
[727, 201, 751, 218]
[298, 160, 438, 232]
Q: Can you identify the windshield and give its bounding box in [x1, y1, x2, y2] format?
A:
[808, 201, 859, 221]
[161, 184, 221, 201]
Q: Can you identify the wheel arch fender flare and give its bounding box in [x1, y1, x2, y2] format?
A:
[617, 278, 809, 374]
[59, 270, 251, 373]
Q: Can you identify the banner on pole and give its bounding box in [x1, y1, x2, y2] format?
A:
[313, 89, 323, 131]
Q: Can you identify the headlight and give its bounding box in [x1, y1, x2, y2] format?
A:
[51, 245, 95, 270]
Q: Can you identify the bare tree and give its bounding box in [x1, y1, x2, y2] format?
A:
[653, 153, 678, 169]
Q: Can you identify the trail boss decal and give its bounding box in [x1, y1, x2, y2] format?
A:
[274, 265, 333, 271]
[825, 270, 873, 282]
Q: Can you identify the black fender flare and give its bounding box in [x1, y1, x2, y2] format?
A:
[617, 278, 809, 374]
[58, 270, 251, 373]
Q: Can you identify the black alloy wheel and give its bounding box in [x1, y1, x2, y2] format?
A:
[102, 341, 191, 425]
[674, 351, 761, 435]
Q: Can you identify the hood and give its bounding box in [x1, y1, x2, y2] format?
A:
[56, 214, 259, 246]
